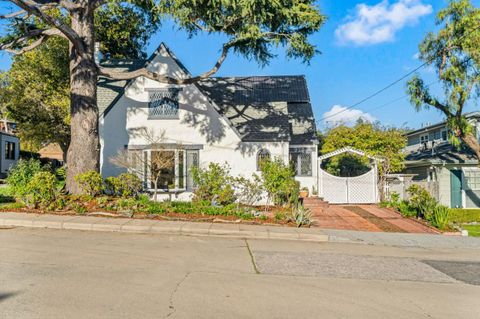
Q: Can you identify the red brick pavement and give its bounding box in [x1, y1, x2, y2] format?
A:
[311, 204, 438, 234]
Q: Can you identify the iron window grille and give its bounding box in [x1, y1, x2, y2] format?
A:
[290, 148, 312, 176]
[148, 88, 182, 119]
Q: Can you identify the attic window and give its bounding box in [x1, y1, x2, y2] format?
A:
[148, 88, 182, 119]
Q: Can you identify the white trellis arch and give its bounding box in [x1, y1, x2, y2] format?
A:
[318, 147, 381, 204]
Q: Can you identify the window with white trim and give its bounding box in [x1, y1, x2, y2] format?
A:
[290, 148, 312, 176]
[148, 89, 181, 119]
[464, 170, 480, 191]
[140, 148, 199, 191]
[420, 134, 429, 144]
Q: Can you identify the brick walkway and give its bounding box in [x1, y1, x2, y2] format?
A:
[312, 205, 438, 234]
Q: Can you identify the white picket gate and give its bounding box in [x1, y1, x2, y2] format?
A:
[318, 147, 380, 204]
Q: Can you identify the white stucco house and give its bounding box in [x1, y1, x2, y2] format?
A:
[99, 43, 318, 201]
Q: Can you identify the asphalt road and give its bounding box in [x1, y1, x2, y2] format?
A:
[1, 227, 480, 319]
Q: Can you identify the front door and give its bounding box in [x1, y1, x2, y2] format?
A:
[450, 170, 463, 208]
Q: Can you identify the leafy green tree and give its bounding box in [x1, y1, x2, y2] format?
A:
[0, 5, 159, 158]
[0, 0, 325, 194]
[1, 38, 70, 156]
[321, 121, 406, 199]
[407, 0, 480, 161]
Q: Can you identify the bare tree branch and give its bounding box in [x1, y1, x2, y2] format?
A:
[98, 44, 230, 84]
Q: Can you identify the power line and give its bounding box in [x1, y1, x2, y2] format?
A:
[318, 23, 480, 124]
[322, 80, 441, 126]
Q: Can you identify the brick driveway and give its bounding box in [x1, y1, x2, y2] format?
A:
[311, 205, 438, 234]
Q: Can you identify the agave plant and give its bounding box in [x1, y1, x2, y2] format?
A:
[290, 204, 312, 228]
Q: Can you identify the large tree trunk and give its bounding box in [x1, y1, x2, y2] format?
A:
[65, 6, 99, 194]
[461, 132, 480, 165]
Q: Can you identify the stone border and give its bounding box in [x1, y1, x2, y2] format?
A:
[0, 212, 329, 242]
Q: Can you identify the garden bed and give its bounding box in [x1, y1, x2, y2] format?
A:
[0, 196, 298, 227]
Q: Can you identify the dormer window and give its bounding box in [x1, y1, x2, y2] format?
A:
[148, 88, 182, 119]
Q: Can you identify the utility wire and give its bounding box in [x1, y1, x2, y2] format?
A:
[318, 23, 480, 124]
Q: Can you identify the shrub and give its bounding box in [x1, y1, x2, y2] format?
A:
[407, 185, 436, 219]
[145, 201, 167, 214]
[191, 163, 236, 205]
[260, 159, 298, 206]
[117, 173, 143, 197]
[74, 170, 104, 196]
[235, 174, 264, 205]
[397, 200, 417, 218]
[448, 209, 480, 223]
[7, 158, 44, 199]
[428, 205, 450, 230]
[22, 171, 57, 209]
[104, 176, 120, 195]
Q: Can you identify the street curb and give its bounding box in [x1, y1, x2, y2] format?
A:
[0, 212, 329, 242]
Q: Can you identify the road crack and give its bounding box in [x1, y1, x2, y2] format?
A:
[244, 239, 260, 274]
[165, 272, 191, 318]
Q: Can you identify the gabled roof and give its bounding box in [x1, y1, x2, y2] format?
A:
[196, 76, 316, 143]
[97, 59, 147, 116]
[98, 43, 317, 144]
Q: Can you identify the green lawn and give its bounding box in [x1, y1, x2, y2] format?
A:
[462, 225, 480, 237]
[448, 209, 480, 223]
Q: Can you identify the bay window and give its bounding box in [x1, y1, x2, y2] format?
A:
[138, 148, 199, 191]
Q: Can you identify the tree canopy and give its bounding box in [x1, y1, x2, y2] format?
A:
[320, 121, 406, 178]
[407, 0, 480, 160]
[0, 4, 160, 156]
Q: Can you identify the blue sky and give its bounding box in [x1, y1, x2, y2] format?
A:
[0, 0, 479, 131]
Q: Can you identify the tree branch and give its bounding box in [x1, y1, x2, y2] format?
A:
[0, 28, 67, 54]
[0, 9, 27, 19]
[9, 0, 85, 55]
[98, 44, 231, 84]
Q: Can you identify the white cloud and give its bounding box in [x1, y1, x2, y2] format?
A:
[322, 105, 376, 127]
[335, 0, 432, 46]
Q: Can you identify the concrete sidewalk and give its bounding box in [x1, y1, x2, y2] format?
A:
[0, 212, 328, 242]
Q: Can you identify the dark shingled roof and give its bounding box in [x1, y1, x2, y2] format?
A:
[97, 59, 146, 115]
[98, 44, 317, 144]
[405, 142, 477, 164]
[197, 76, 316, 143]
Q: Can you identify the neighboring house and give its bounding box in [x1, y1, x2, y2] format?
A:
[0, 131, 19, 175]
[38, 143, 64, 167]
[403, 112, 480, 208]
[99, 43, 318, 201]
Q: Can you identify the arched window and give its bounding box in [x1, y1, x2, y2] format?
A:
[257, 149, 271, 170]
